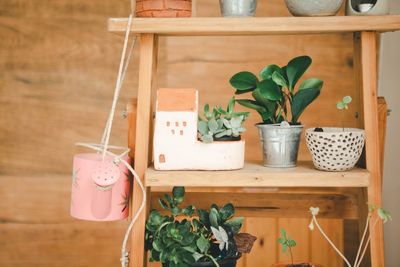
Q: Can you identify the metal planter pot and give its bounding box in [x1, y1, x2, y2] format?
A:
[256, 124, 304, 168]
[219, 0, 257, 17]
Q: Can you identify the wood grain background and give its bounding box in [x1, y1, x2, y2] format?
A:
[0, 0, 361, 266]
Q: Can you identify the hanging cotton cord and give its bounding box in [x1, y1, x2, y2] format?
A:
[101, 14, 134, 159]
[76, 8, 146, 267]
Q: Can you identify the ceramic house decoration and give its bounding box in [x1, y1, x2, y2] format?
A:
[153, 88, 245, 170]
[70, 153, 130, 221]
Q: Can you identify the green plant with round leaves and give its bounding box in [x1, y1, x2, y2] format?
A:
[277, 229, 297, 266]
[336, 95, 352, 131]
[229, 55, 323, 125]
[198, 97, 249, 143]
[145, 187, 253, 267]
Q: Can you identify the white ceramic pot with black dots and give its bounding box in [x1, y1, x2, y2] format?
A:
[305, 127, 365, 172]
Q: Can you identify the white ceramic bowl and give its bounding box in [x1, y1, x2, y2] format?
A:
[305, 127, 365, 172]
[285, 0, 344, 16]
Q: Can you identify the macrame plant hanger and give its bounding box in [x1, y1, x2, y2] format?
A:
[71, 2, 145, 266]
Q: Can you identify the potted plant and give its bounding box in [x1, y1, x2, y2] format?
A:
[284, 0, 344, 16]
[271, 229, 320, 267]
[198, 97, 249, 143]
[219, 0, 257, 17]
[305, 96, 365, 172]
[145, 187, 257, 267]
[136, 0, 192, 17]
[309, 205, 391, 267]
[229, 55, 323, 168]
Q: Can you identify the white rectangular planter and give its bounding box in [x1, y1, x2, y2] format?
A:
[153, 88, 245, 170]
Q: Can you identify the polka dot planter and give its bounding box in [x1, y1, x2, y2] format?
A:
[305, 128, 365, 172]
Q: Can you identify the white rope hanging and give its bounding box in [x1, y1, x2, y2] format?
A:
[77, 8, 146, 267]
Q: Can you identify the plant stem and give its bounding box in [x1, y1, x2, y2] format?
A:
[289, 246, 294, 266]
[206, 254, 220, 267]
[353, 215, 371, 267]
[355, 217, 379, 267]
[311, 215, 352, 267]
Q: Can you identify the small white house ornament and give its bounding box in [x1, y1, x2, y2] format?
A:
[153, 88, 245, 170]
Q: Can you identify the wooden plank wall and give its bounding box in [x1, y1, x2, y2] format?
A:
[0, 0, 359, 266]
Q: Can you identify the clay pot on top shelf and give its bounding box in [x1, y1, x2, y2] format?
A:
[136, 0, 192, 17]
[284, 0, 344, 16]
[346, 0, 389, 16]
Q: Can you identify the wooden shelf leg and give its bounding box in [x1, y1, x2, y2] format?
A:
[355, 31, 385, 267]
[130, 33, 158, 267]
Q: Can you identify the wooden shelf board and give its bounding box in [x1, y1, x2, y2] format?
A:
[108, 16, 400, 36]
[145, 161, 370, 188]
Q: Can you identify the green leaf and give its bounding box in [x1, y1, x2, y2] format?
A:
[198, 209, 210, 227]
[224, 217, 244, 234]
[153, 238, 164, 252]
[286, 55, 312, 92]
[291, 87, 321, 123]
[197, 121, 208, 135]
[227, 97, 235, 113]
[343, 96, 352, 104]
[229, 71, 259, 91]
[159, 198, 169, 210]
[336, 102, 345, 110]
[196, 235, 210, 253]
[171, 207, 181, 216]
[201, 134, 213, 143]
[252, 89, 276, 113]
[165, 194, 174, 206]
[209, 208, 219, 228]
[287, 239, 296, 247]
[236, 99, 267, 114]
[219, 203, 235, 221]
[299, 78, 323, 91]
[208, 118, 219, 133]
[182, 205, 195, 217]
[172, 187, 184, 200]
[260, 64, 282, 80]
[257, 79, 283, 101]
[377, 208, 392, 223]
[277, 237, 285, 244]
[272, 71, 288, 88]
[279, 228, 287, 239]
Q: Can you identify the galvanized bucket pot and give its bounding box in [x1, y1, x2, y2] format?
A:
[256, 124, 304, 168]
[219, 0, 257, 17]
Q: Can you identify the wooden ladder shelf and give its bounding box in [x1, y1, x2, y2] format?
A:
[108, 16, 400, 267]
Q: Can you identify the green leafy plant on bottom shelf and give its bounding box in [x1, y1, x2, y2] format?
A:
[309, 205, 391, 267]
[198, 97, 249, 143]
[145, 187, 256, 267]
[229, 55, 323, 125]
[277, 229, 297, 266]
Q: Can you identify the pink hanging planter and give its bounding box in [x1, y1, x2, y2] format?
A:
[70, 153, 131, 221]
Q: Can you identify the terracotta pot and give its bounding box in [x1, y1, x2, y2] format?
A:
[136, 0, 192, 17]
[70, 153, 130, 221]
[271, 263, 321, 267]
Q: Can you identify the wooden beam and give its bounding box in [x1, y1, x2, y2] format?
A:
[108, 16, 400, 36]
[150, 191, 359, 219]
[359, 31, 385, 267]
[130, 33, 158, 267]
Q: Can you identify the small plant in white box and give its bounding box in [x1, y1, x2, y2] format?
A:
[198, 97, 249, 143]
[309, 206, 391, 267]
